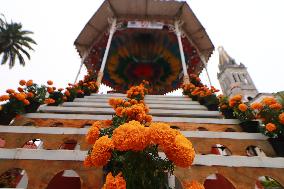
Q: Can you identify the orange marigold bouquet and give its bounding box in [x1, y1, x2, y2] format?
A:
[218, 95, 235, 119]
[0, 80, 47, 125]
[126, 80, 149, 101]
[182, 75, 220, 111]
[228, 94, 255, 122]
[84, 83, 195, 189]
[252, 97, 284, 138]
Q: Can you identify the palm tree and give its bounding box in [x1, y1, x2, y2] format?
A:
[0, 14, 36, 69]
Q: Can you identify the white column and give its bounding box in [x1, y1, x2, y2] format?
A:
[74, 53, 87, 84]
[201, 55, 212, 87]
[96, 18, 117, 86]
[175, 21, 189, 84]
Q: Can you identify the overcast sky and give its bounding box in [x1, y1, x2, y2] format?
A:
[1, 0, 283, 95]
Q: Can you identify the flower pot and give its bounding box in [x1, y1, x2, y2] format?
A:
[222, 109, 235, 119]
[239, 120, 259, 133]
[0, 112, 15, 125]
[191, 96, 198, 101]
[206, 104, 219, 111]
[25, 101, 41, 113]
[268, 137, 284, 157]
[198, 98, 205, 105]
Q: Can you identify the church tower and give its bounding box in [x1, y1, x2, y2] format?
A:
[217, 46, 258, 100]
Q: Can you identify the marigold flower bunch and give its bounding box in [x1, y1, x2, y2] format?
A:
[109, 98, 152, 123]
[252, 97, 284, 138]
[102, 172, 126, 189]
[228, 94, 254, 122]
[126, 82, 149, 101]
[84, 82, 195, 188]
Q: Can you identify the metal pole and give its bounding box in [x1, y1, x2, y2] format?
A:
[175, 21, 189, 84]
[96, 18, 117, 86]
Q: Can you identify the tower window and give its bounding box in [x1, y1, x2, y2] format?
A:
[232, 74, 237, 82]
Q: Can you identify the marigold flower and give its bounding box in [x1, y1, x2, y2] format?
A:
[15, 93, 27, 101]
[262, 97, 277, 106]
[220, 104, 228, 109]
[86, 124, 100, 144]
[26, 92, 34, 98]
[279, 113, 284, 125]
[47, 87, 54, 93]
[26, 80, 33, 87]
[269, 103, 282, 110]
[90, 136, 114, 167]
[23, 99, 30, 105]
[164, 134, 195, 168]
[149, 122, 179, 147]
[63, 96, 67, 101]
[44, 98, 55, 104]
[115, 107, 124, 117]
[183, 180, 204, 189]
[19, 80, 26, 86]
[102, 172, 126, 189]
[251, 103, 263, 110]
[229, 99, 236, 107]
[231, 94, 242, 101]
[0, 95, 10, 101]
[83, 155, 93, 168]
[112, 120, 150, 151]
[17, 87, 24, 92]
[0, 105, 3, 111]
[47, 80, 53, 85]
[265, 123, 277, 132]
[6, 89, 15, 94]
[238, 103, 248, 112]
[64, 90, 70, 96]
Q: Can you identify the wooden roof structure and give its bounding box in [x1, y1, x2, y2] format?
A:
[74, 0, 214, 61]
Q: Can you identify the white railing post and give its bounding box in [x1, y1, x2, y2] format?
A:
[175, 21, 189, 85]
[96, 18, 117, 86]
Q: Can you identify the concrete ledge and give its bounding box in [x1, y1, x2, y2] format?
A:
[62, 102, 207, 110]
[1, 149, 284, 168]
[38, 106, 221, 118]
[24, 113, 239, 124]
[85, 95, 191, 101]
[74, 98, 200, 105]
[0, 148, 85, 161]
[0, 126, 265, 140]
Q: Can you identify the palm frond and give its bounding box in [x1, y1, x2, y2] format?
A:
[0, 51, 9, 65]
[15, 44, 31, 59]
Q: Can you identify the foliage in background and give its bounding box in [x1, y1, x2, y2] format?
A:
[0, 14, 37, 69]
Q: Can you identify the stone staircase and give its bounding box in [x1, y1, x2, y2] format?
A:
[1, 93, 284, 188]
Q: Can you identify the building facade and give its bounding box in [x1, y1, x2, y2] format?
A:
[217, 47, 258, 100]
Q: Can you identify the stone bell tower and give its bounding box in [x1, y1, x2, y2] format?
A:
[217, 46, 258, 100]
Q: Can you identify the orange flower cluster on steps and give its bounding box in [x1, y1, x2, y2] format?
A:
[102, 172, 126, 189]
[109, 98, 152, 123]
[85, 120, 195, 168]
[126, 80, 149, 100]
[182, 180, 205, 189]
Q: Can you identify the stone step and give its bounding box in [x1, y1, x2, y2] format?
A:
[38, 106, 221, 118]
[1, 148, 284, 168]
[74, 98, 200, 105]
[24, 113, 239, 124]
[0, 126, 266, 140]
[87, 94, 190, 101]
[62, 102, 207, 110]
